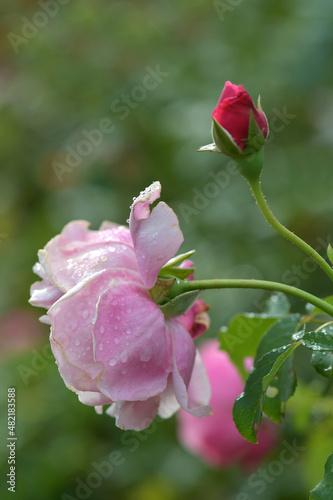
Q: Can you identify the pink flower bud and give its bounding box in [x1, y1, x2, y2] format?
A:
[212, 81, 269, 155]
[29, 182, 211, 430]
[178, 340, 279, 469]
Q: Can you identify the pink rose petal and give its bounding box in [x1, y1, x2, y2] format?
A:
[94, 281, 170, 401]
[35, 220, 138, 295]
[48, 269, 142, 391]
[78, 391, 112, 407]
[167, 320, 211, 418]
[157, 374, 180, 419]
[129, 182, 184, 289]
[106, 397, 160, 431]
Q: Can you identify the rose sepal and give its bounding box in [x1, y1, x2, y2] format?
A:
[211, 118, 244, 157]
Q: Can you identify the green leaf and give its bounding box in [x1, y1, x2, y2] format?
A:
[219, 314, 278, 380]
[232, 342, 301, 443]
[252, 316, 325, 423]
[264, 293, 290, 316]
[262, 355, 297, 423]
[255, 315, 301, 423]
[311, 351, 333, 378]
[327, 245, 333, 266]
[301, 325, 333, 351]
[159, 290, 199, 319]
[254, 314, 301, 363]
[303, 325, 333, 378]
[310, 453, 333, 500]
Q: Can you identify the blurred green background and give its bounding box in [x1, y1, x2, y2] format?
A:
[1, 0, 333, 499]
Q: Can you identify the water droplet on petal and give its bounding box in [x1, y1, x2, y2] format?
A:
[98, 342, 103, 351]
[114, 337, 120, 345]
[140, 348, 151, 362]
[66, 321, 78, 333]
[82, 310, 89, 320]
[121, 368, 127, 375]
[126, 328, 132, 334]
[74, 339, 80, 346]
[120, 351, 128, 363]
[109, 358, 117, 366]
[99, 325, 105, 334]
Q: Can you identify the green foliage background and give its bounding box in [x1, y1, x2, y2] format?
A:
[0, 1, 333, 499]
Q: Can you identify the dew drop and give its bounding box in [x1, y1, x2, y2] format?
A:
[140, 348, 151, 362]
[114, 337, 120, 345]
[126, 328, 132, 335]
[66, 321, 78, 333]
[82, 310, 89, 320]
[109, 358, 117, 366]
[98, 342, 103, 351]
[99, 325, 105, 334]
[74, 339, 80, 346]
[121, 368, 127, 375]
[120, 351, 128, 363]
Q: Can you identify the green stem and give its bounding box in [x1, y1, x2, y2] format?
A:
[170, 278, 333, 317]
[248, 177, 333, 282]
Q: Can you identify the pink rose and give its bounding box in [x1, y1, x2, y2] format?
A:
[212, 81, 268, 154]
[178, 340, 279, 468]
[30, 182, 211, 430]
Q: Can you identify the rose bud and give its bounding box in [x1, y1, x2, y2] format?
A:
[198, 81, 268, 161]
[29, 182, 211, 431]
[212, 81, 269, 156]
[177, 340, 279, 469]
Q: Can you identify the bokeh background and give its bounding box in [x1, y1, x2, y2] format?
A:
[1, 1, 333, 499]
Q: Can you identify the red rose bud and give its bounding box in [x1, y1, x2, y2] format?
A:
[211, 81, 269, 157]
